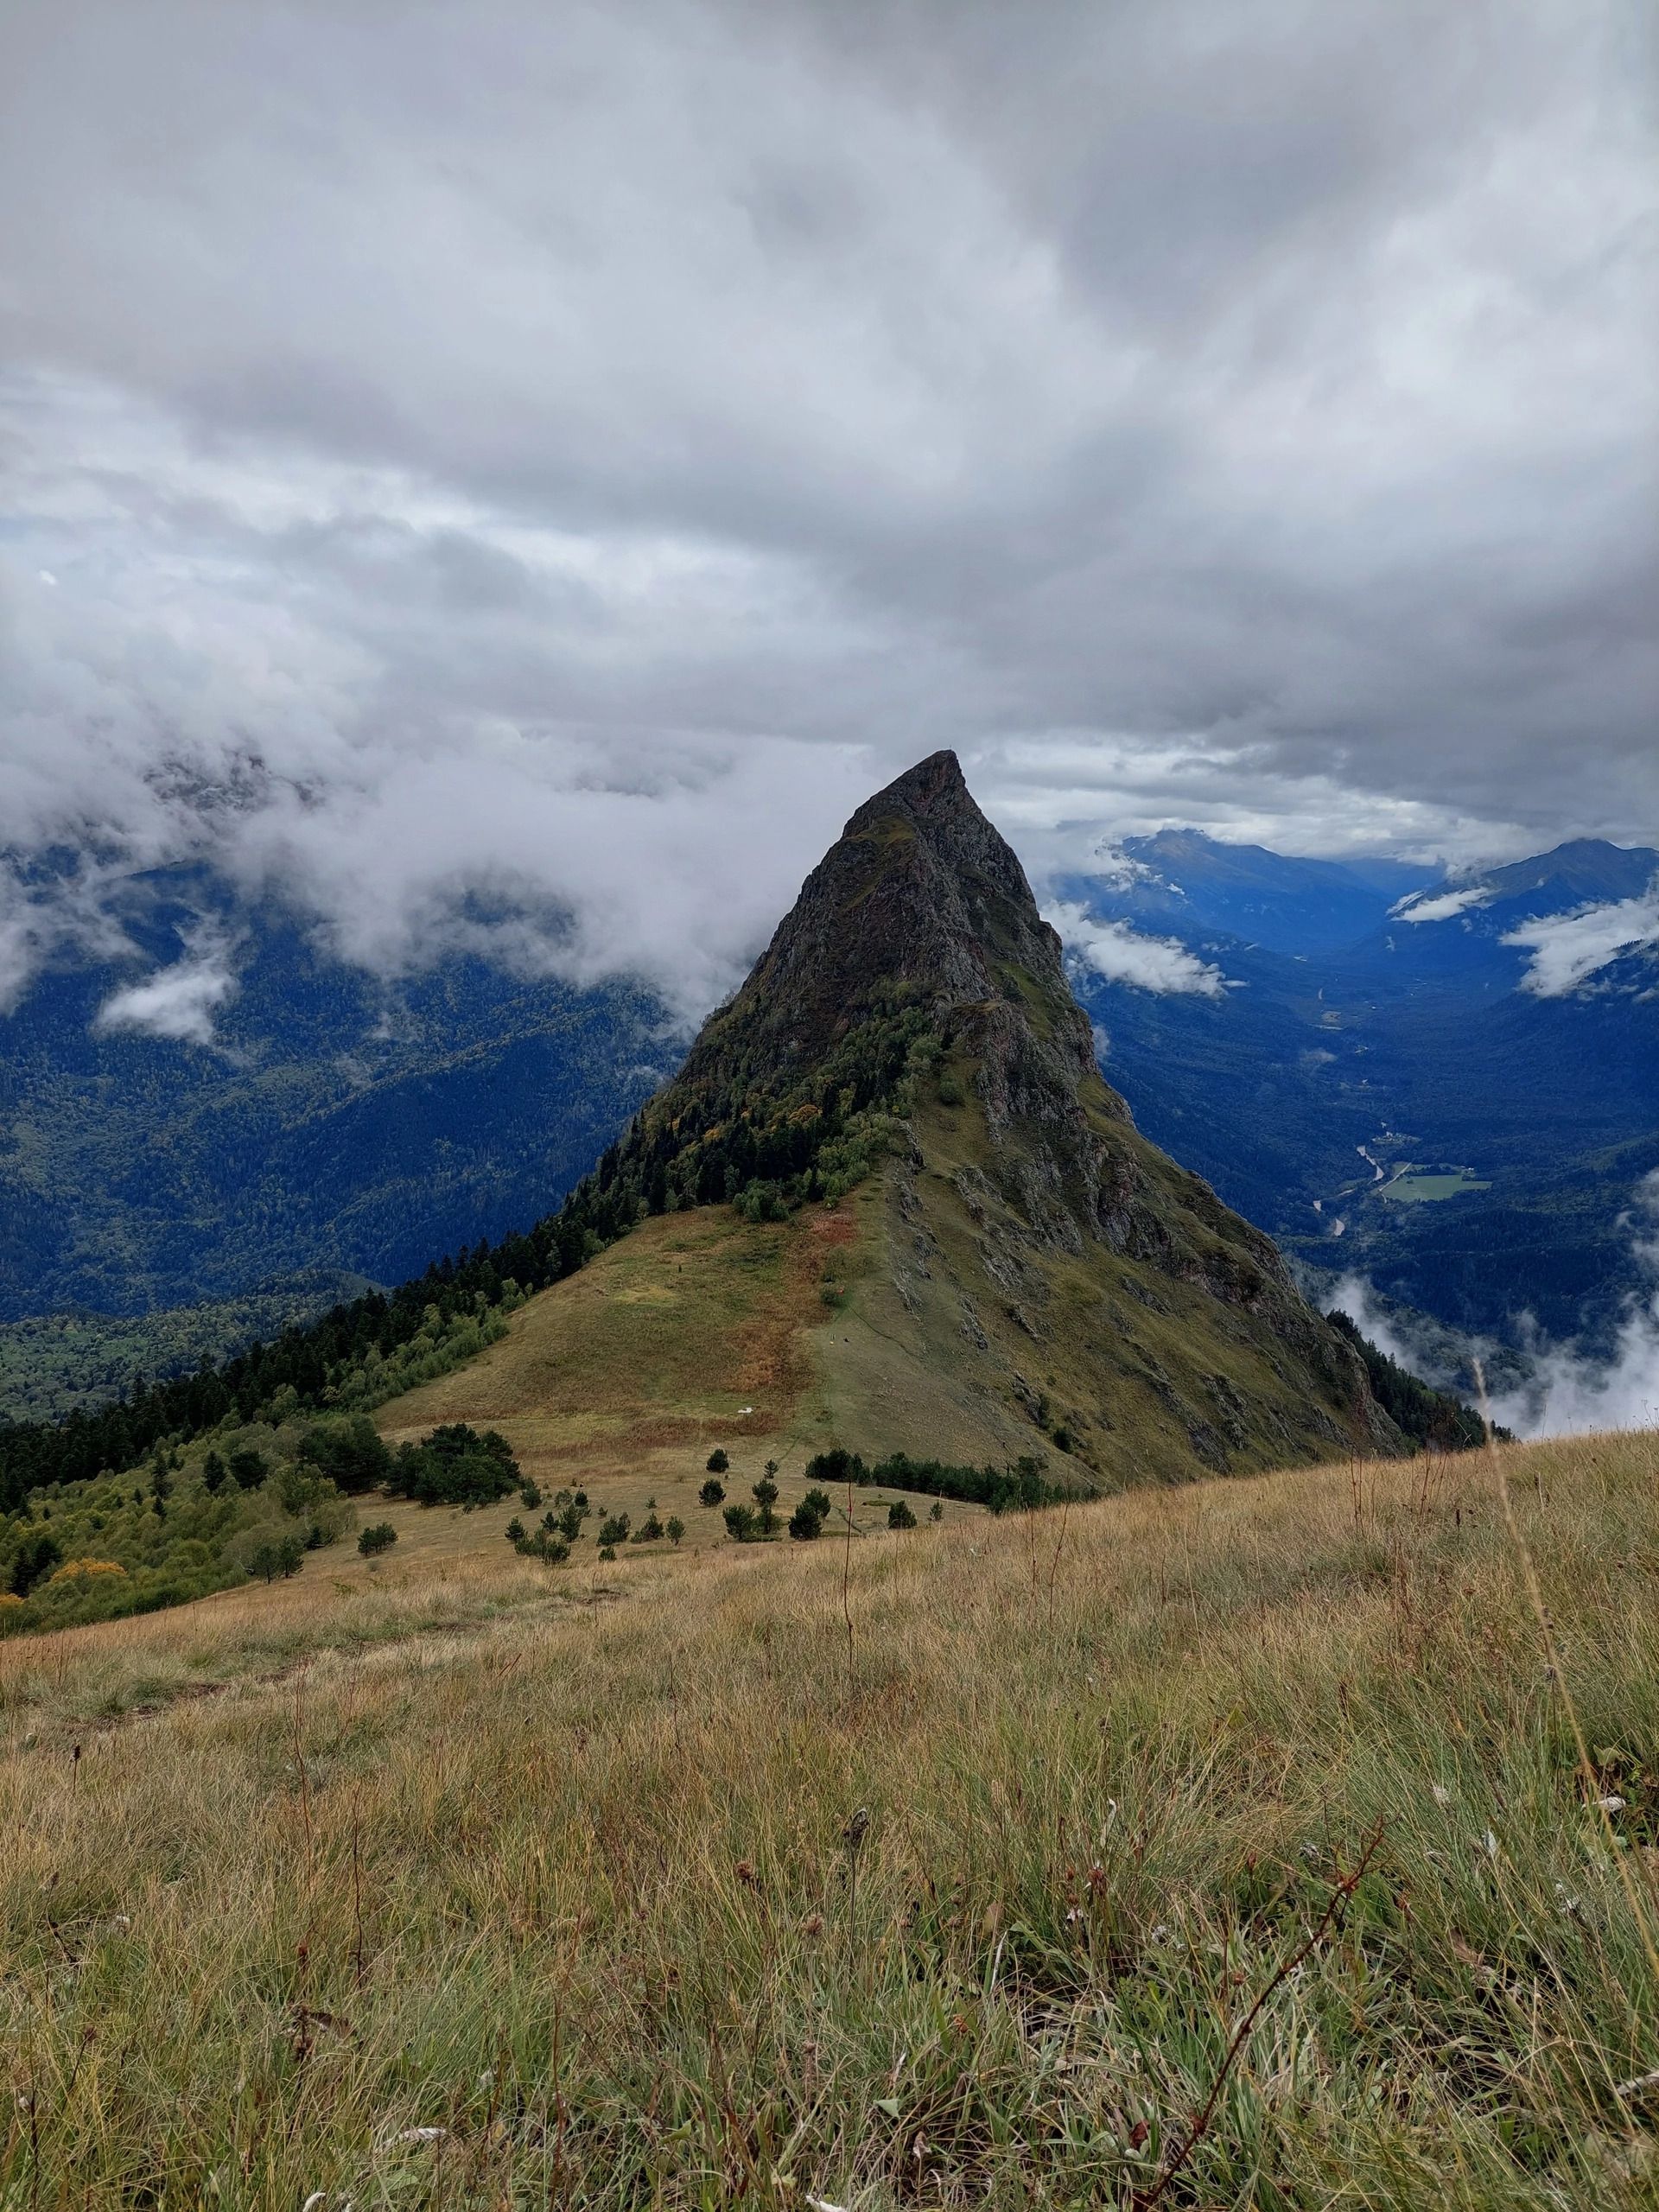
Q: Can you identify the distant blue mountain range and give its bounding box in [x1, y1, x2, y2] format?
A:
[0, 870, 668, 1328]
[1057, 832, 1659, 1358]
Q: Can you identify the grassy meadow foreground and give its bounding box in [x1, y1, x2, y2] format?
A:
[1, 1430, 1656, 2208]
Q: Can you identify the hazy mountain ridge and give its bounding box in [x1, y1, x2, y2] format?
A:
[1091, 828, 1433, 955]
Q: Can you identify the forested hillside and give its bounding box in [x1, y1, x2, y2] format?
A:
[0, 880, 666, 1322]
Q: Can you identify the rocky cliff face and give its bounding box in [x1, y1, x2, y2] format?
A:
[586, 751, 1400, 1477]
[690, 747, 1084, 1076]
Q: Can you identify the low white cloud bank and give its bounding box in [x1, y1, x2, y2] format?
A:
[1083, 842, 1172, 896]
[1327, 1274, 1426, 1375]
[94, 953, 238, 1046]
[1501, 882, 1659, 996]
[1046, 902, 1232, 999]
[1390, 885, 1492, 924]
[1482, 1301, 1659, 1438]
[1330, 1168, 1659, 1439]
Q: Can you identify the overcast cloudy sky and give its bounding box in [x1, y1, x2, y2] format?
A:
[2, 0, 1654, 1016]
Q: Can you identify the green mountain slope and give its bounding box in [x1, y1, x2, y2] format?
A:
[531, 750, 1402, 1478]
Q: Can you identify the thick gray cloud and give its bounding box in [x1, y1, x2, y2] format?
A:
[1, 0, 1654, 1016]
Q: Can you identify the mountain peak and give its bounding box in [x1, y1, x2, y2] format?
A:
[565, 753, 1400, 1478]
[848, 747, 971, 823]
[1478, 837, 1659, 907]
[697, 747, 1071, 1080]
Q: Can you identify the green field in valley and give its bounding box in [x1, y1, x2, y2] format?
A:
[1381, 1167, 1493, 1204]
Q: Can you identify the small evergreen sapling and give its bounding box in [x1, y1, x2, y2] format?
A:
[788, 1485, 835, 1540]
[887, 1498, 918, 1530]
[515, 1528, 570, 1563]
[699, 1478, 726, 1508]
[705, 1448, 729, 1474]
[358, 1522, 397, 1556]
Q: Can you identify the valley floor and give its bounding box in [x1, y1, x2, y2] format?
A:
[2, 1430, 1657, 2208]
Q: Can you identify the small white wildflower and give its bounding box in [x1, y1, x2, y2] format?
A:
[1482, 1829, 1499, 1859]
[1597, 1796, 1626, 1815]
[1554, 1882, 1582, 1917]
[1147, 1923, 1170, 1944]
[1431, 1784, 1451, 1807]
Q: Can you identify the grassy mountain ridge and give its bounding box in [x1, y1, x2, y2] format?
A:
[378, 749, 1407, 1486]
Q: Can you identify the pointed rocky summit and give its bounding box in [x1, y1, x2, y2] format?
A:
[568, 751, 1400, 1481]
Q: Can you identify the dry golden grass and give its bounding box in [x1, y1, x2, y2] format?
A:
[377, 1201, 889, 1522]
[2, 1427, 1656, 2207]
